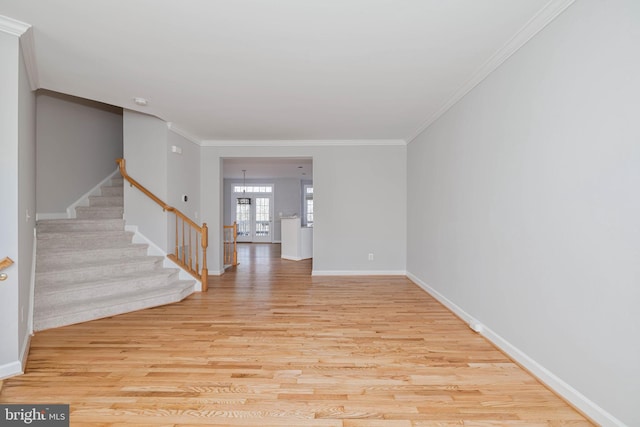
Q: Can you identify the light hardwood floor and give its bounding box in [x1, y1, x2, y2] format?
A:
[1, 243, 593, 426]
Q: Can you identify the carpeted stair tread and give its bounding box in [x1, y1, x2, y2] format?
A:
[37, 218, 125, 232]
[36, 255, 164, 278]
[35, 269, 181, 296]
[88, 195, 124, 207]
[34, 281, 194, 331]
[36, 243, 149, 268]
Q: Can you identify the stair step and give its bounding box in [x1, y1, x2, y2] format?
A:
[37, 243, 149, 269]
[100, 186, 123, 197]
[110, 177, 124, 185]
[37, 218, 124, 233]
[88, 195, 123, 207]
[36, 256, 164, 286]
[35, 270, 181, 307]
[37, 230, 134, 249]
[76, 206, 123, 219]
[34, 281, 194, 331]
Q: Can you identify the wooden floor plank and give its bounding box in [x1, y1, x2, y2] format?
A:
[0, 243, 593, 426]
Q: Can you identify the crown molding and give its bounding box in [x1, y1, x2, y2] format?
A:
[200, 139, 406, 147]
[406, 0, 576, 143]
[0, 16, 39, 90]
[167, 122, 202, 146]
[20, 26, 39, 90]
[0, 15, 30, 36]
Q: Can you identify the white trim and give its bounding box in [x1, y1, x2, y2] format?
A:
[406, 0, 576, 143]
[312, 270, 406, 276]
[0, 15, 30, 37]
[19, 26, 39, 90]
[66, 168, 119, 219]
[19, 332, 31, 374]
[35, 212, 68, 220]
[201, 139, 406, 147]
[406, 272, 626, 427]
[0, 361, 22, 380]
[125, 225, 200, 284]
[28, 232, 36, 336]
[167, 122, 202, 146]
[282, 255, 305, 261]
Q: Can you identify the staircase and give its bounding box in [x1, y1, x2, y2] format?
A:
[34, 176, 195, 331]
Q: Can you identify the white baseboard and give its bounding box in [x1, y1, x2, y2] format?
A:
[281, 255, 307, 261]
[312, 270, 406, 276]
[0, 361, 22, 380]
[406, 271, 626, 427]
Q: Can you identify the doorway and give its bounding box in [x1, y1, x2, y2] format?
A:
[232, 185, 274, 243]
[222, 157, 313, 268]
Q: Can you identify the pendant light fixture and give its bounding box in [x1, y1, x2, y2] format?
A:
[237, 169, 251, 205]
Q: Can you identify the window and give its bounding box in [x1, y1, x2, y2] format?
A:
[304, 185, 313, 226]
[233, 185, 272, 193]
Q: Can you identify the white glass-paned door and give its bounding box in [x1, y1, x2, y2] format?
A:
[236, 198, 252, 242]
[232, 185, 274, 242]
[253, 197, 272, 242]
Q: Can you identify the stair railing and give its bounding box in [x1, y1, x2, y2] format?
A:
[116, 158, 209, 292]
[223, 222, 238, 267]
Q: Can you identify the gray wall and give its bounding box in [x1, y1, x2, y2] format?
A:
[36, 91, 122, 215]
[223, 176, 306, 242]
[0, 30, 36, 378]
[167, 131, 201, 253]
[406, 1, 639, 425]
[18, 35, 36, 366]
[123, 110, 169, 251]
[202, 144, 407, 275]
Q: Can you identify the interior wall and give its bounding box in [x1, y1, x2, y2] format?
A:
[123, 110, 169, 251]
[0, 30, 36, 378]
[406, 1, 639, 425]
[36, 90, 123, 215]
[167, 130, 201, 253]
[0, 29, 20, 377]
[202, 144, 407, 275]
[17, 38, 36, 360]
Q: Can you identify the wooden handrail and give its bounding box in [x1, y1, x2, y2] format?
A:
[116, 158, 209, 292]
[0, 257, 14, 271]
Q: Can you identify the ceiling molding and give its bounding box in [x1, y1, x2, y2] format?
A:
[405, 0, 576, 144]
[19, 27, 39, 90]
[167, 122, 202, 146]
[200, 139, 407, 147]
[0, 14, 30, 36]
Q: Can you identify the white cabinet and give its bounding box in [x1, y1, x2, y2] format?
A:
[281, 217, 313, 261]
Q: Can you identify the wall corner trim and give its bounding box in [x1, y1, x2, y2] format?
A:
[0, 14, 30, 36]
[167, 122, 202, 146]
[201, 139, 407, 147]
[405, 0, 576, 143]
[406, 271, 627, 427]
[19, 26, 39, 90]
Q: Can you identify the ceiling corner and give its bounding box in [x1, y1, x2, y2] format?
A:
[405, 0, 577, 144]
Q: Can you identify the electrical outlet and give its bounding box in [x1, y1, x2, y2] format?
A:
[368, 253, 374, 261]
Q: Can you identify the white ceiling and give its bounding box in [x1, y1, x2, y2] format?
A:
[0, 0, 569, 142]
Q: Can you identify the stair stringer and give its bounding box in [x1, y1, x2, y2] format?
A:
[125, 224, 202, 291]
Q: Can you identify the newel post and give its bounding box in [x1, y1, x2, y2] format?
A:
[201, 223, 209, 292]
